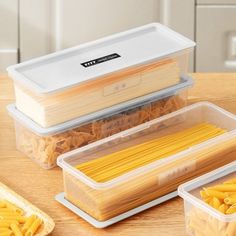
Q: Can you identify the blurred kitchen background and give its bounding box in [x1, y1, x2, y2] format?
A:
[1, 0, 236, 73]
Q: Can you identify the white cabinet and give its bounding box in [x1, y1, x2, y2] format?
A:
[159, 0, 195, 71]
[1, 0, 236, 72]
[19, 0, 52, 62]
[0, 0, 18, 72]
[19, 0, 159, 61]
[159, 0, 236, 72]
[196, 5, 236, 72]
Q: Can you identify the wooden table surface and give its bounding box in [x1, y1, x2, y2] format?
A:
[1, 73, 236, 236]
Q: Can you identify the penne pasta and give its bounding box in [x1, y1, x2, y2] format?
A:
[212, 197, 221, 209]
[188, 176, 236, 236]
[2, 202, 23, 215]
[25, 218, 42, 236]
[0, 217, 27, 224]
[0, 232, 13, 236]
[218, 204, 228, 214]
[0, 200, 43, 236]
[209, 184, 236, 192]
[204, 188, 226, 200]
[21, 215, 36, 235]
[200, 177, 236, 215]
[10, 223, 22, 236]
[226, 204, 236, 214]
[224, 197, 236, 205]
[0, 229, 11, 233]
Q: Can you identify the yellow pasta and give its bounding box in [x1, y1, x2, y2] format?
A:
[2, 202, 23, 215]
[0, 200, 42, 236]
[226, 204, 236, 214]
[199, 177, 236, 214]
[76, 123, 227, 182]
[0, 232, 13, 236]
[225, 197, 236, 205]
[224, 179, 236, 184]
[21, 215, 36, 235]
[209, 184, 236, 192]
[188, 177, 236, 236]
[10, 223, 22, 236]
[203, 188, 226, 200]
[25, 218, 42, 236]
[0, 217, 26, 224]
[0, 229, 11, 233]
[187, 207, 236, 236]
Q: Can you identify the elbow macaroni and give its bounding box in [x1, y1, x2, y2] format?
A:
[0, 200, 42, 236]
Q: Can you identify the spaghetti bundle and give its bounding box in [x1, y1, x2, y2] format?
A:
[76, 123, 227, 183]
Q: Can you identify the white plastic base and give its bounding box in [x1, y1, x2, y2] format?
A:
[55, 191, 178, 228]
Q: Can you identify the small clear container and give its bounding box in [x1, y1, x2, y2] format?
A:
[178, 162, 236, 236]
[7, 76, 192, 169]
[7, 23, 195, 127]
[57, 102, 236, 221]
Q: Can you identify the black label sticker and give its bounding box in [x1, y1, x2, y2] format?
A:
[81, 53, 121, 68]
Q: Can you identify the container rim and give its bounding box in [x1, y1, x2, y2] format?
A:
[178, 161, 236, 222]
[7, 22, 196, 95]
[57, 102, 236, 189]
[7, 75, 193, 136]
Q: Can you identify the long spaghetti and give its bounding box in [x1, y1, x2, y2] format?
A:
[76, 123, 227, 182]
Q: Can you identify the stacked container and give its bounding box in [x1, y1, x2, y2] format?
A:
[7, 23, 195, 169]
[7, 22, 236, 227]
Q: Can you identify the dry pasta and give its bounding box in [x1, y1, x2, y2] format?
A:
[15, 58, 181, 127]
[187, 177, 236, 236]
[15, 95, 185, 169]
[0, 200, 42, 236]
[76, 123, 226, 182]
[200, 178, 236, 214]
[64, 131, 236, 221]
[187, 207, 236, 236]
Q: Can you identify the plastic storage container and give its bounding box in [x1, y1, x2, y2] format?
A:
[178, 162, 236, 236]
[7, 23, 195, 127]
[57, 102, 236, 221]
[7, 76, 192, 169]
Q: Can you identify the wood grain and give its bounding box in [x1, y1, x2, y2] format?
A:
[0, 73, 236, 235]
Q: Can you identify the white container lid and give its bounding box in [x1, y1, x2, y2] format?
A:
[55, 191, 177, 228]
[178, 161, 236, 222]
[7, 23, 195, 94]
[7, 75, 193, 136]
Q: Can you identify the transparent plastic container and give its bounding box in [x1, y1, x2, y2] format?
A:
[7, 76, 192, 169]
[57, 102, 236, 221]
[7, 23, 195, 127]
[178, 162, 236, 236]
